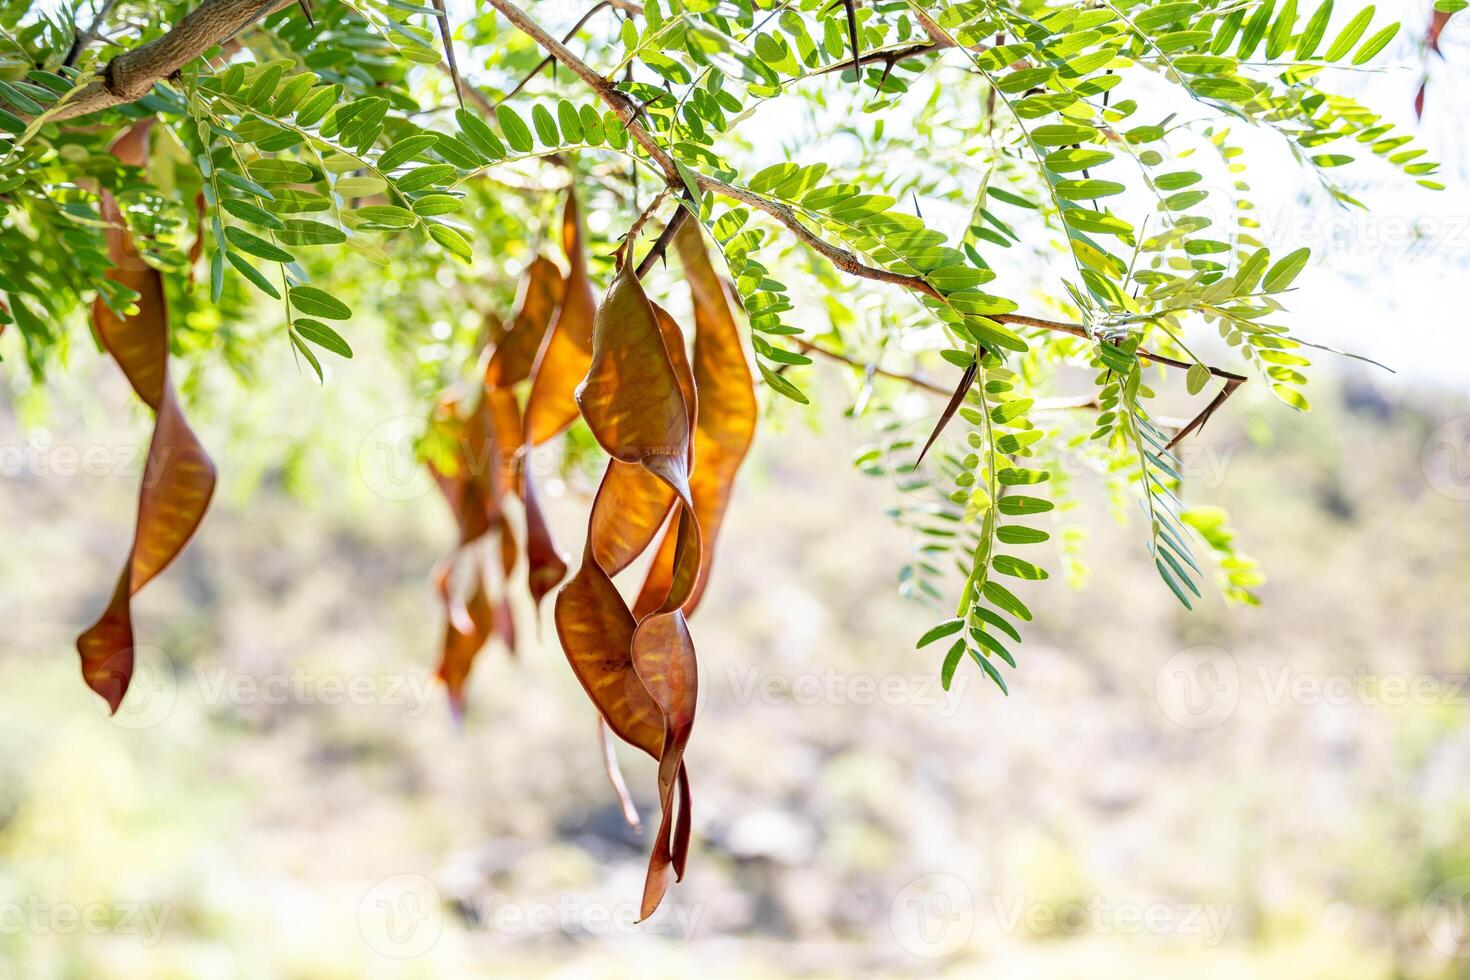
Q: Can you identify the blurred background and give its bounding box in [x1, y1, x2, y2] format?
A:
[5, 3, 1470, 978]
[2, 349, 1468, 979]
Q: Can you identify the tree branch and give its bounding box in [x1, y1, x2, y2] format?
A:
[475, 0, 1249, 447]
[500, 1, 613, 105]
[62, 0, 118, 69]
[796, 339, 952, 395]
[635, 196, 693, 278]
[50, 0, 294, 122]
[1165, 377, 1244, 451]
[487, 0, 680, 182]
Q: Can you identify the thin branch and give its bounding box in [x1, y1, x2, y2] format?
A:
[796, 339, 948, 394]
[624, 184, 672, 246]
[1165, 377, 1243, 451]
[501, 1, 612, 105]
[839, 0, 862, 75]
[796, 341, 1122, 415]
[1134, 346, 1248, 383]
[50, 0, 295, 122]
[430, 0, 464, 108]
[487, 0, 680, 182]
[482, 0, 1246, 448]
[916, 356, 978, 463]
[62, 0, 118, 68]
[810, 40, 946, 78]
[635, 195, 692, 278]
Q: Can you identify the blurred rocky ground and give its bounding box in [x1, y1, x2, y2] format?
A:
[2, 360, 1469, 979]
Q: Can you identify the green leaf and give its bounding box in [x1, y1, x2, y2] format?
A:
[455, 108, 505, 159]
[917, 619, 964, 648]
[982, 580, 1033, 621]
[217, 170, 275, 199]
[334, 175, 386, 198]
[294, 84, 341, 127]
[395, 164, 456, 192]
[278, 220, 346, 246]
[992, 555, 1048, 580]
[291, 332, 324, 382]
[224, 226, 294, 262]
[1296, 0, 1334, 58]
[1264, 246, 1310, 291]
[293, 318, 353, 357]
[410, 193, 462, 216]
[531, 103, 560, 147]
[674, 160, 703, 207]
[1352, 23, 1399, 65]
[757, 363, 809, 404]
[969, 628, 1015, 668]
[1324, 5, 1375, 61]
[247, 159, 317, 184]
[1186, 362, 1209, 395]
[289, 285, 351, 319]
[226, 251, 281, 299]
[1055, 179, 1126, 200]
[973, 607, 1021, 643]
[556, 100, 583, 142]
[1044, 148, 1114, 173]
[378, 134, 440, 171]
[496, 105, 534, 152]
[579, 105, 606, 145]
[1155, 558, 1195, 609]
[221, 198, 285, 230]
[246, 63, 284, 108]
[996, 526, 1049, 545]
[271, 72, 317, 115]
[0, 80, 55, 111]
[997, 495, 1053, 516]
[969, 647, 1010, 694]
[351, 205, 417, 228]
[1032, 123, 1099, 146]
[428, 223, 472, 262]
[940, 638, 966, 690]
[1267, 0, 1297, 59]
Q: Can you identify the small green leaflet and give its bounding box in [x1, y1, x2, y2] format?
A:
[917, 619, 964, 648]
[289, 285, 351, 319]
[293, 318, 352, 358]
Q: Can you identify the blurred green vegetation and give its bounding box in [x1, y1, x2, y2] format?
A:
[2, 356, 1469, 978]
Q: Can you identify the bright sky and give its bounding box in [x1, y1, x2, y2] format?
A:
[1246, 1, 1470, 392]
[29, 0, 1469, 391]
